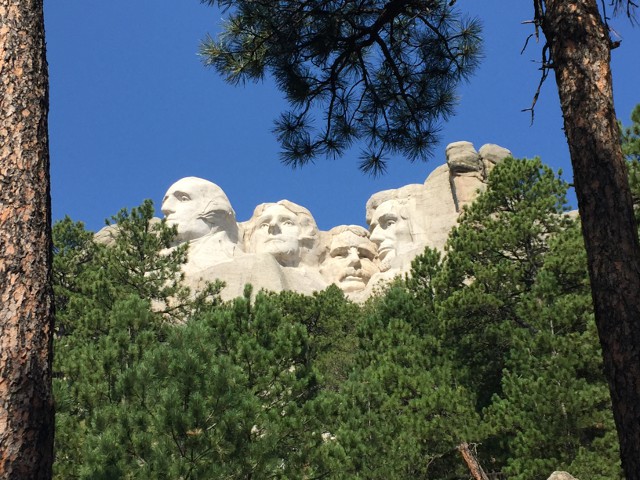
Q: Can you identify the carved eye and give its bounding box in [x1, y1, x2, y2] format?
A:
[175, 192, 190, 202]
[385, 219, 396, 227]
[282, 220, 294, 226]
[260, 223, 270, 229]
[359, 249, 375, 261]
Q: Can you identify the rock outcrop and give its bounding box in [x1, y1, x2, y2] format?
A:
[96, 141, 512, 301]
[547, 471, 578, 480]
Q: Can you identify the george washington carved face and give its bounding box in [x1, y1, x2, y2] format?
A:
[161, 177, 238, 244]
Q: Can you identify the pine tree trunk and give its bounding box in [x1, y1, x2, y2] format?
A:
[541, 1, 640, 478]
[0, 0, 54, 478]
[458, 442, 490, 480]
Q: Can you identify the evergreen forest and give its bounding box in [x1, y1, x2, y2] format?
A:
[51, 108, 640, 479]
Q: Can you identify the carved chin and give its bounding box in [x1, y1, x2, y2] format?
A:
[379, 258, 393, 272]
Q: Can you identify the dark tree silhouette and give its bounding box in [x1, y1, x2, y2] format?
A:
[201, 0, 481, 174]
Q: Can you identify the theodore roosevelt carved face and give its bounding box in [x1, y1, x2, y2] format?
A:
[161, 177, 238, 245]
[245, 200, 319, 267]
[320, 226, 378, 293]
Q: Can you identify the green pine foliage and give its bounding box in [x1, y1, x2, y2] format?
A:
[102, 291, 335, 479]
[200, 0, 481, 174]
[269, 285, 361, 392]
[621, 103, 640, 221]
[483, 223, 621, 480]
[52, 205, 341, 478]
[53, 201, 221, 478]
[408, 157, 621, 478]
[52, 216, 97, 316]
[434, 157, 572, 410]
[621, 103, 640, 162]
[53, 154, 628, 478]
[330, 286, 479, 479]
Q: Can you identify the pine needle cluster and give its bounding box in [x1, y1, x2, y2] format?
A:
[200, 0, 481, 174]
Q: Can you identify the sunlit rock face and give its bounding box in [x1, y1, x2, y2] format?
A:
[97, 141, 511, 301]
[365, 184, 432, 286]
[320, 225, 379, 300]
[546, 472, 578, 480]
[242, 200, 328, 295]
[447, 141, 485, 211]
[243, 200, 321, 269]
[161, 176, 243, 272]
[161, 176, 239, 247]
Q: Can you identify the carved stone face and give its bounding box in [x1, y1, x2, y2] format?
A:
[321, 230, 378, 292]
[368, 200, 413, 262]
[251, 204, 302, 265]
[161, 177, 235, 244]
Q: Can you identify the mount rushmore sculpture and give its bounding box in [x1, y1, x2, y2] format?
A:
[98, 141, 512, 301]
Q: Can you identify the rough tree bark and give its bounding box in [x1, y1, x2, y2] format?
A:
[0, 0, 55, 478]
[458, 442, 489, 480]
[541, 1, 640, 478]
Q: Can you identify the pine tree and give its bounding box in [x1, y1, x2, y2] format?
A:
[415, 157, 621, 477]
[72, 291, 332, 479]
[53, 202, 221, 478]
[621, 104, 640, 222]
[52, 217, 97, 321]
[484, 222, 621, 480]
[621, 104, 640, 162]
[331, 285, 479, 479]
[271, 285, 361, 392]
[434, 156, 572, 409]
[53, 206, 337, 478]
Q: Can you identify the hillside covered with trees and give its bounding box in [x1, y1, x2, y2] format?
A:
[47, 101, 639, 480]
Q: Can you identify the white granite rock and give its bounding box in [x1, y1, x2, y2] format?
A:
[94, 223, 120, 247]
[547, 472, 578, 480]
[445, 142, 486, 212]
[143, 141, 512, 301]
[446, 141, 482, 174]
[479, 143, 512, 165]
[243, 200, 322, 268]
[320, 225, 379, 299]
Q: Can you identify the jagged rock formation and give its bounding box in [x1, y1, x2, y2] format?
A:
[96, 141, 512, 300]
[547, 472, 578, 480]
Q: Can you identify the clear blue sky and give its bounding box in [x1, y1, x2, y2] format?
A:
[45, 1, 640, 232]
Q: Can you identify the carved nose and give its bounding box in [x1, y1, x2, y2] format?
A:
[347, 249, 361, 267]
[161, 201, 175, 216]
[268, 222, 281, 234]
[370, 226, 383, 245]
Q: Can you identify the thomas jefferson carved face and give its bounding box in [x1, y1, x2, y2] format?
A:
[368, 200, 413, 262]
[161, 177, 236, 244]
[321, 227, 378, 292]
[251, 204, 302, 265]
